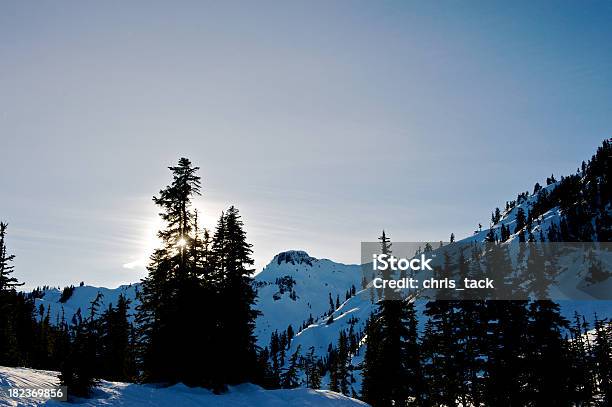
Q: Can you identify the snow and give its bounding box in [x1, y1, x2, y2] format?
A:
[0, 367, 369, 406]
[254, 251, 363, 347]
[33, 285, 139, 324]
[21, 177, 612, 398]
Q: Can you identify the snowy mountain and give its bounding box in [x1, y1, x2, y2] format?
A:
[253, 250, 362, 347]
[0, 366, 368, 406]
[24, 140, 612, 398]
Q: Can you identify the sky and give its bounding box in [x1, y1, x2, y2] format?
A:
[1, 1, 611, 289]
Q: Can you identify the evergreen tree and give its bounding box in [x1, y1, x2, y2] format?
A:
[303, 346, 321, 389]
[333, 331, 351, 395]
[524, 300, 571, 405]
[422, 298, 461, 404]
[0, 223, 22, 291]
[0, 222, 36, 367]
[99, 294, 136, 382]
[483, 300, 529, 406]
[60, 296, 101, 399]
[592, 316, 611, 405]
[280, 346, 301, 389]
[515, 207, 526, 234]
[136, 157, 214, 386]
[567, 312, 595, 404]
[216, 205, 260, 386]
[362, 231, 423, 407]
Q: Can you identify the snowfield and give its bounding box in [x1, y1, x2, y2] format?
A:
[0, 367, 369, 406]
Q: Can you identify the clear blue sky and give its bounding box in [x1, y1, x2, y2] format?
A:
[1, 1, 611, 289]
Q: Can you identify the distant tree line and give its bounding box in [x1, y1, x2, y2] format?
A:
[362, 140, 612, 407]
[361, 231, 611, 407]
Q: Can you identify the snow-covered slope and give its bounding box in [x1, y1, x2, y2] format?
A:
[23, 173, 612, 399]
[0, 367, 368, 406]
[33, 284, 139, 323]
[253, 250, 362, 347]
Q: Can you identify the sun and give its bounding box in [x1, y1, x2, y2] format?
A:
[176, 237, 188, 248]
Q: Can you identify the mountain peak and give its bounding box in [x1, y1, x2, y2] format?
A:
[274, 250, 314, 266]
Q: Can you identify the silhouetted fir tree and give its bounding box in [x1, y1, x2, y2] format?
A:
[254, 347, 277, 389]
[362, 231, 423, 407]
[60, 297, 100, 399]
[483, 300, 529, 406]
[34, 305, 52, 369]
[524, 300, 571, 405]
[280, 345, 301, 389]
[451, 251, 488, 406]
[137, 157, 216, 386]
[278, 332, 288, 365]
[303, 346, 321, 389]
[216, 205, 260, 386]
[481, 241, 530, 405]
[419, 319, 436, 404]
[51, 308, 71, 372]
[567, 312, 595, 404]
[485, 228, 496, 243]
[99, 294, 136, 382]
[59, 285, 75, 303]
[136, 249, 175, 382]
[266, 330, 283, 388]
[361, 313, 387, 406]
[515, 207, 526, 233]
[332, 330, 351, 395]
[0, 223, 22, 291]
[422, 255, 461, 407]
[0, 222, 36, 367]
[592, 315, 611, 405]
[533, 182, 542, 194]
[183, 213, 218, 388]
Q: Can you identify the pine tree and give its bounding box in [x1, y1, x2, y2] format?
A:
[592, 315, 611, 404]
[280, 346, 301, 389]
[567, 312, 595, 404]
[216, 206, 260, 386]
[515, 208, 526, 234]
[334, 331, 351, 395]
[523, 300, 571, 405]
[422, 300, 460, 405]
[0, 223, 36, 367]
[136, 157, 211, 385]
[60, 296, 101, 399]
[100, 294, 136, 381]
[451, 251, 488, 406]
[303, 346, 321, 389]
[362, 314, 386, 405]
[0, 223, 22, 291]
[479, 240, 530, 405]
[362, 231, 423, 407]
[483, 300, 529, 406]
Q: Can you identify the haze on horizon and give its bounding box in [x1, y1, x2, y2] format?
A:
[1, 1, 611, 289]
